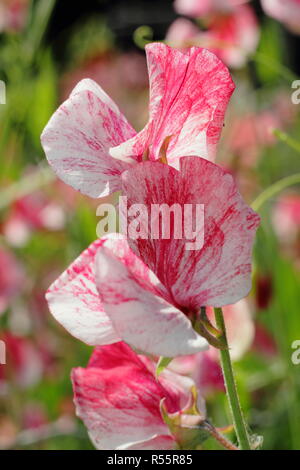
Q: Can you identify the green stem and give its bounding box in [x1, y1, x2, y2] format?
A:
[273, 129, 300, 154]
[214, 308, 251, 450]
[251, 173, 300, 212]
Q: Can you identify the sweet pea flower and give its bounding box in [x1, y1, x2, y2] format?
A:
[174, 0, 249, 17]
[200, 5, 259, 68]
[72, 341, 200, 450]
[46, 157, 259, 357]
[41, 43, 234, 198]
[167, 5, 259, 68]
[261, 0, 300, 35]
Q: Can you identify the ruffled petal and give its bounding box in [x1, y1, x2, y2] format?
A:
[111, 44, 234, 166]
[72, 343, 174, 450]
[94, 235, 208, 357]
[41, 79, 136, 198]
[121, 157, 260, 309]
[46, 240, 119, 345]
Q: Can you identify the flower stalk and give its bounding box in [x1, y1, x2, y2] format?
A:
[214, 307, 251, 450]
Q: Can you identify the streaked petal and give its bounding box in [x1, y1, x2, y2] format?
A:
[71, 342, 174, 450]
[111, 44, 234, 165]
[121, 156, 260, 309]
[41, 79, 136, 198]
[46, 240, 119, 346]
[95, 236, 208, 357]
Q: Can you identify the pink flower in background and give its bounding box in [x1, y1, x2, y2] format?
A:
[167, 5, 259, 68]
[0, 248, 24, 315]
[261, 0, 300, 35]
[166, 18, 201, 48]
[174, 0, 249, 17]
[46, 157, 259, 357]
[41, 43, 234, 198]
[272, 193, 300, 243]
[224, 93, 295, 166]
[72, 342, 197, 450]
[3, 192, 65, 247]
[227, 112, 279, 166]
[0, 0, 28, 33]
[255, 274, 273, 310]
[0, 332, 43, 389]
[253, 323, 278, 357]
[200, 5, 259, 68]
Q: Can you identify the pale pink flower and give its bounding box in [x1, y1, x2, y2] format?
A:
[167, 5, 259, 68]
[225, 107, 287, 166]
[199, 5, 259, 68]
[3, 192, 65, 247]
[41, 43, 234, 198]
[72, 341, 197, 450]
[272, 193, 300, 243]
[166, 18, 201, 47]
[0, 0, 28, 33]
[174, 0, 249, 17]
[46, 157, 259, 357]
[261, 0, 300, 35]
[0, 332, 43, 389]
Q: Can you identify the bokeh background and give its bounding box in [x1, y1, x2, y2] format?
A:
[0, 0, 300, 450]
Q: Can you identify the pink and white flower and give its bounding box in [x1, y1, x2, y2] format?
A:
[0, 332, 43, 389]
[3, 191, 65, 247]
[174, 0, 249, 17]
[261, 0, 300, 35]
[41, 43, 234, 198]
[46, 157, 259, 357]
[167, 5, 259, 68]
[72, 341, 197, 450]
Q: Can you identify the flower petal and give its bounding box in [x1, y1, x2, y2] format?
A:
[46, 240, 119, 346]
[71, 342, 174, 450]
[41, 79, 136, 198]
[261, 0, 300, 35]
[121, 156, 260, 309]
[111, 44, 234, 165]
[94, 235, 208, 357]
